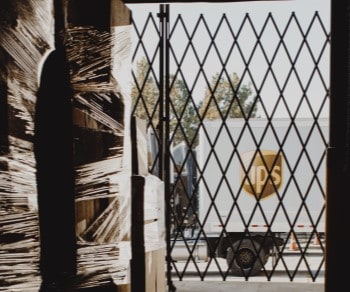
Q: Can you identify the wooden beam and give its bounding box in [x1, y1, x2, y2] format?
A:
[326, 0, 350, 291]
[131, 176, 146, 292]
[67, 0, 111, 31]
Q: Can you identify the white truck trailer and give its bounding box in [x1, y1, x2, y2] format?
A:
[195, 117, 328, 276]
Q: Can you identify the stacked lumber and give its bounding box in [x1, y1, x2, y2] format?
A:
[75, 241, 130, 289]
[0, 1, 166, 291]
[1, 0, 134, 290]
[0, 1, 52, 291]
[65, 0, 133, 289]
[131, 117, 166, 292]
[0, 211, 41, 291]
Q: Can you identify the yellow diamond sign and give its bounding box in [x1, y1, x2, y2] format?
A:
[240, 150, 283, 199]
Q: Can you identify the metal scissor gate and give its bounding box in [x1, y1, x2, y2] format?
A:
[129, 3, 330, 285]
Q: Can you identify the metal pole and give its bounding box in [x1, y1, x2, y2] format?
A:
[158, 4, 165, 180]
[158, 4, 176, 291]
[164, 4, 177, 292]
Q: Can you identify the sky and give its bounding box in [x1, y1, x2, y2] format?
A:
[125, 0, 331, 118]
[126, 0, 330, 24]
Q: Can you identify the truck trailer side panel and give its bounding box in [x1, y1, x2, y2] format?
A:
[198, 118, 328, 235]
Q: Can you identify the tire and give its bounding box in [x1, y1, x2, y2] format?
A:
[226, 239, 268, 277]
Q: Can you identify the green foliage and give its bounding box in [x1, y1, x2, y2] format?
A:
[198, 72, 258, 120]
[131, 57, 258, 147]
[131, 57, 159, 126]
[169, 77, 199, 146]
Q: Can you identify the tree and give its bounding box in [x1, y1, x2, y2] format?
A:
[131, 57, 197, 146]
[131, 57, 258, 147]
[169, 77, 198, 146]
[198, 72, 258, 120]
[131, 57, 159, 126]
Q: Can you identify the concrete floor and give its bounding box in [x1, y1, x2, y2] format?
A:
[172, 281, 324, 292]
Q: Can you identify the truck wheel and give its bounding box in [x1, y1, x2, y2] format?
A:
[226, 239, 267, 277]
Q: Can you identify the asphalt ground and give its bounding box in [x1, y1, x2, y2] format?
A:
[169, 239, 324, 292]
[172, 281, 324, 292]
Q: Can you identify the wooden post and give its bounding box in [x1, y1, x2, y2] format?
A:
[326, 1, 350, 291]
[131, 176, 146, 292]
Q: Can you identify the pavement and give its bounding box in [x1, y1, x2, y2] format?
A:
[169, 238, 325, 291]
[172, 281, 324, 292]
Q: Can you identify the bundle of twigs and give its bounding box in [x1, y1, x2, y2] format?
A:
[75, 241, 130, 289]
[75, 156, 130, 243]
[0, 211, 41, 292]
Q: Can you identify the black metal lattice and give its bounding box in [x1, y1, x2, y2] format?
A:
[130, 4, 329, 283]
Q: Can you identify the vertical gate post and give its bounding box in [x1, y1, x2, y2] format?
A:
[158, 4, 176, 292]
[326, 1, 350, 291]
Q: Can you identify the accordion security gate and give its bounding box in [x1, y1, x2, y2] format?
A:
[130, 4, 330, 284]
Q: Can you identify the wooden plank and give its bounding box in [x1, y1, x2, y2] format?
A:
[68, 0, 111, 31]
[145, 248, 166, 292]
[112, 0, 132, 27]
